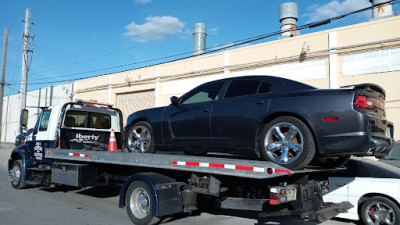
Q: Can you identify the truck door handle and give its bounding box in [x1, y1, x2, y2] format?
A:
[202, 109, 209, 113]
[254, 101, 264, 105]
[335, 183, 346, 187]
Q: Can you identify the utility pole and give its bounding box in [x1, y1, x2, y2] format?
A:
[20, 8, 34, 111]
[0, 28, 9, 142]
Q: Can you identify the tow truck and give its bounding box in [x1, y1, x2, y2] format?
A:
[8, 101, 352, 225]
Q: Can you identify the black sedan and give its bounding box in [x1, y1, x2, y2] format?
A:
[124, 76, 394, 169]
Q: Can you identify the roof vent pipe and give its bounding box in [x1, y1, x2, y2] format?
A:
[370, 0, 393, 19]
[193, 23, 207, 56]
[279, 2, 298, 38]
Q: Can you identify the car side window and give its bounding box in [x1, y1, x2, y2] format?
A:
[224, 80, 261, 98]
[39, 110, 51, 131]
[181, 82, 224, 105]
[258, 82, 272, 94]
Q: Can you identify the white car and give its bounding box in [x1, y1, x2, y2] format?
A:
[323, 157, 400, 225]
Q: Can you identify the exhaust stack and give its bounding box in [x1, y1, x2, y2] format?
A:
[280, 2, 298, 38]
[370, 0, 394, 19]
[193, 23, 207, 56]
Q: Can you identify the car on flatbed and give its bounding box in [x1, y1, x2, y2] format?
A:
[125, 75, 395, 169]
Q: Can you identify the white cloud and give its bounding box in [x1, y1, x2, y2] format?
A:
[303, 0, 370, 23]
[209, 27, 218, 35]
[134, 0, 151, 4]
[124, 16, 185, 42]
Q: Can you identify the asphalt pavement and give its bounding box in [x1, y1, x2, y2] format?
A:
[0, 144, 360, 225]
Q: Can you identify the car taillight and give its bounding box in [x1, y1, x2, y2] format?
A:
[355, 95, 385, 111]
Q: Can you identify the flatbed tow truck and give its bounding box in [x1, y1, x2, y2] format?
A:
[8, 101, 352, 225]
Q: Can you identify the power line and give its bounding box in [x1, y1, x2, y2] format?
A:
[28, 0, 282, 76]
[6, 0, 399, 86]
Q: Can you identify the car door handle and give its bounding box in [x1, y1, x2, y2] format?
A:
[254, 101, 264, 105]
[335, 183, 346, 187]
[202, 109, 210, 113]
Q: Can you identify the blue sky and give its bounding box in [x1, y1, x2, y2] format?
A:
[1, 0, 397, 96]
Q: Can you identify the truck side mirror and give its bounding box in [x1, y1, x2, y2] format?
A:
[20, 109, 29, 133]
[20, 109, 29, 126]
[170, 96, 180, 105]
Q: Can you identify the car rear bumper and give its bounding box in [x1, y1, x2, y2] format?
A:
[318, 118, 394, 156]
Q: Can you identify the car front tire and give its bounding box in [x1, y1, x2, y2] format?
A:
[260, 116, 315, 170]
[125, 121, 155, 153]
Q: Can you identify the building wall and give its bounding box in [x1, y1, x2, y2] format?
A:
[1, 83, 73, 143]
[69, 16, 400, 141]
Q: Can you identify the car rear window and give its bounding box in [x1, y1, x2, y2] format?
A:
[64, 110, 111, 129]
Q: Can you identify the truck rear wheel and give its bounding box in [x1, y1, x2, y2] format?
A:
[125, 181, 160, 225]
[9, 160, 27, 189]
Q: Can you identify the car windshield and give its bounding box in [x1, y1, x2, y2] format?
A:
[384, 141, 400, 160]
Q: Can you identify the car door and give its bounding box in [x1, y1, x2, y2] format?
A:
[162, 81, 225, 150]
[211, 79, 271, 151]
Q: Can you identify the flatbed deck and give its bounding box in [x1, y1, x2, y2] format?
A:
[45, 148, 335, 179]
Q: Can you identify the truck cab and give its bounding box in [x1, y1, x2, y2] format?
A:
[9, 101, 124, 187]
[27, 101, 123, 150]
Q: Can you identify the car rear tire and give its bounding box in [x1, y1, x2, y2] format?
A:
[360, 196, 400, 225]
[10, 160, 27, 189]
[260, 116, 315, 170]
[125, 121, 155, 153]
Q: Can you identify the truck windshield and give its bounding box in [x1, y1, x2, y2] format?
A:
[39, 110, 51, 131]
[64, 110, 111, 129]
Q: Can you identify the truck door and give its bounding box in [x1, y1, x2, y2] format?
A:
[30, 109, 54, 161]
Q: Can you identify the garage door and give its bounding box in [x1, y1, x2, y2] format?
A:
[116, 89, 155, 125]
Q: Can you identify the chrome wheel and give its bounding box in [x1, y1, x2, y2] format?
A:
[9, 160, 26, 189]
[127, 125, 152, 153]
[264, 122, 304, 165]
[364, 200, 396, 225]
[9, 164, 21, 186]
[130, 187, 151, 219]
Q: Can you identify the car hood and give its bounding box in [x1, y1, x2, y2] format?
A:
[379, 159, 400, 168]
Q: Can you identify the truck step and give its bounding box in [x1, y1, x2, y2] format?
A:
[23, 180, 42, 186]
[28, 165, 51, 172]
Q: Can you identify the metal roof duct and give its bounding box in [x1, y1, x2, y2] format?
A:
[280, 2, 298, 38]
[370, 0, 393, 19]
[193, 23, 207, 56]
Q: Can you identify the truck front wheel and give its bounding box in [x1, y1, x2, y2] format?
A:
[125, 181, 160, 225]
[9, 160, 27, 189]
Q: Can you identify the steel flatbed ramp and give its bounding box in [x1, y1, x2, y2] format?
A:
[46, 148, 301, 179]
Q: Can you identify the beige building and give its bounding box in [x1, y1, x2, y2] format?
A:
[75, 16, 400, 140]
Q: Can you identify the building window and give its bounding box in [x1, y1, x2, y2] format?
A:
[342, 47, 400, 76]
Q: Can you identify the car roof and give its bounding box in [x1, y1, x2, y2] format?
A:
[201, 75, 316, 92]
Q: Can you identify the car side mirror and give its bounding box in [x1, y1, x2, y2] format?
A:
[170, 96, 180, 105]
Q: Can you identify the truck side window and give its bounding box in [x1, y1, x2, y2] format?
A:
[39, 110, 51, 131]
